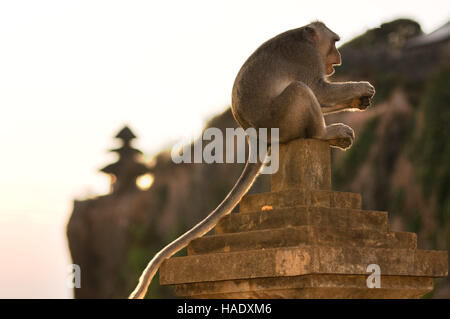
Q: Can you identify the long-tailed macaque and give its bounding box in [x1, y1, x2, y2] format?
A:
[129, 21, 375, 299]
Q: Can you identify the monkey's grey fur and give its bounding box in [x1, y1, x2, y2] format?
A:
[232, 21, 374, 147]
[129, 21, 375, 299]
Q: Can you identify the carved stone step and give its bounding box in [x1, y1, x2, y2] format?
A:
[216, 206, 388, 234]
[172, 275, 434, 299]
[239, 189, 362, 212]
[160, 246, 448, 285]
[189, 226, 416, 255]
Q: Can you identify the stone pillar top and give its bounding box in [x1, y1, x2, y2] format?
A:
[271, 139, 331, 192]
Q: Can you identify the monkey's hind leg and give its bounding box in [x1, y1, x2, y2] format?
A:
[323, 123, 355, 150]
[264, 81, 327, 143]
[266, 81, 354, 150]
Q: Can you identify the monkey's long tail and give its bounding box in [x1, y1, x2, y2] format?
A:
[129, 136, 269, 299]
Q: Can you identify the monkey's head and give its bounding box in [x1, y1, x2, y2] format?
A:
[303, 22, 341, 76]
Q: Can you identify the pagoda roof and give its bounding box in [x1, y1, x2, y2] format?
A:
[109, 145, 143, 155]
[115, 126, 137, 140]
[100, 161, 149, 176]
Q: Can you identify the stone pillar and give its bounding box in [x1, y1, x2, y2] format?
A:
[271, 139, 331, 191]
[160, 139, 448, 298]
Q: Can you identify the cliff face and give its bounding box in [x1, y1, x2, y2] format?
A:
[67, 19, 450, 298]
[329, 19, 450, 297]
[67, 192, 154, 298]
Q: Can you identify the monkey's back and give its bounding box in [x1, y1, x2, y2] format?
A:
[232, 29, 322, 128]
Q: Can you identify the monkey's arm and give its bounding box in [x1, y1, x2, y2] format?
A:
[321, 96, 372, 114]
[313, 79, 374, 110]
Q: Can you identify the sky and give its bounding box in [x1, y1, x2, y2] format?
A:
[0, 0, 448, 298]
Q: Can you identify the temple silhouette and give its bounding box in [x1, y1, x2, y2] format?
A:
[100, 126, 150, 194]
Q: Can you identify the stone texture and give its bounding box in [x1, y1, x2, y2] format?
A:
[172, 275, 434, 299]
[160, 246, 447, 285]
[189, 226, 416, 255]
[159, 138, 448, 298]
[271, 139, 331, 191]
[239, 189, 362, 212]
[215, 207, 388, 234]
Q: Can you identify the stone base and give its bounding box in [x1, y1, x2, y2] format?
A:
[172, 275, 433, 299]
[160, 196, 448, 298]
[161, 246, 446, 285]
[159, 139, 448, 298]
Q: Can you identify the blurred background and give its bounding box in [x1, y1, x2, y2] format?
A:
[0, 0, 448, 298]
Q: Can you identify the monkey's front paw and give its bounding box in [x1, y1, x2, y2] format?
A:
[324, 123, 355, 150]
[357, 81, 375, 99]
[351, 82, 375, 110]
[348, 96, 371, 110]
[355, 96, 372, 110]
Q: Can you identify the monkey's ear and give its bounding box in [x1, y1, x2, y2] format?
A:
[303, 26, 318, 44]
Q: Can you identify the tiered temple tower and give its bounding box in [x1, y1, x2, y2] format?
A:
[159, 139, 447, 298]
[100, 126, 150, 194]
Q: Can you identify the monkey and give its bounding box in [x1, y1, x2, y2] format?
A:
[129, 21, 375, 299]
[232, 21, 374, 147]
